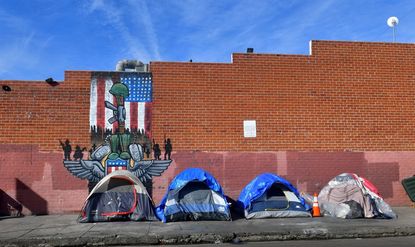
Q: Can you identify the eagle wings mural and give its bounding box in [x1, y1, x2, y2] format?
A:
[63, 143, 171, 183]
[62, 73, 172, 184]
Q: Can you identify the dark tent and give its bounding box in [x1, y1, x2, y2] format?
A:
[78, 170, 157, 222]
[156, 168, 231, 222]
[238, 173, 311, 219]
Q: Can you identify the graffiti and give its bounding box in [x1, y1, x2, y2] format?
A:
[62, 72, 172, 185]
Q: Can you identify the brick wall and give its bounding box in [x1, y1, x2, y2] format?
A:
[151, 151, 412, 206]
[0, 71, 91, 215]
[150, 41, 415, 151]
[0, 71, 92, 150]
[1, 41, 415, 215]
[149, 40, 415, 205]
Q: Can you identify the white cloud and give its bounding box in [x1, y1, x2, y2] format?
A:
[88, 0, 105, 11]
[0, 32, 53, 77]
[163, 0, 297, 61]
[127, 0, 161, 60]
[83, 0, 161, 62]
[246, 0, 335, 54]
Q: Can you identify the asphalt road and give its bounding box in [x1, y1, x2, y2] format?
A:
[137, 236, 415, 247]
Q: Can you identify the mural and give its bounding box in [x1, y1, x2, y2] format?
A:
[62, 72, 172, 185]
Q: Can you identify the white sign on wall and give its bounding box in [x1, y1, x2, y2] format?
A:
[243, 120, 257, 138]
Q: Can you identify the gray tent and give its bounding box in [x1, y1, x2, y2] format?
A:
[78, 170, 157, 222]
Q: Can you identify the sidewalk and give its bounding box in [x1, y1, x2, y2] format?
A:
[1, 207, 414, 246]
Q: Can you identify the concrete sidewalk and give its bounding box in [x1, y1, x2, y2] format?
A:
[1, 207, 414, 246]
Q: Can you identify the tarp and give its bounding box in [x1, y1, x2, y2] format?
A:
[318, 173, 397, 219]
[238, 173, 311, 211]
[156, 168, 230, 222]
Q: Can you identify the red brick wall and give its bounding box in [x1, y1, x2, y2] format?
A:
[150, 40, 415, 206]
[0, 71, 91, 150]
[150, 41, 415, 151]
[1, 41, 415, 215]
[0, 71, 91, 215]
[151, 151, 412, 206]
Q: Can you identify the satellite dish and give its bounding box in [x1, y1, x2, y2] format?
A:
[387, 16, 399, 42]
[387, 16, 399, 27]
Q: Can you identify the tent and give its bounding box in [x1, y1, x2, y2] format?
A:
[78, 170, 157, 222]
[237, 173, 311, 219]
[156, 168, 231, 222]
[318, 173, 396, 219]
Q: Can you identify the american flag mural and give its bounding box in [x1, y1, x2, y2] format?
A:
[89, 72, 153, 139]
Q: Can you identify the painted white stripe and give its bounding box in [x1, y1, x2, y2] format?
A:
[89, 78, 98, 129]
[125, 102, 131, 130]
[105, 78, 114, 131]
[138, 102, 146, 131]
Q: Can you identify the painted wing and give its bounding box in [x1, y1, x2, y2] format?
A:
[130, 159, 172, 183]
[63, 160, 105, 182]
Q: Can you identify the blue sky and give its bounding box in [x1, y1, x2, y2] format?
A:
[1, 0, 414, 81]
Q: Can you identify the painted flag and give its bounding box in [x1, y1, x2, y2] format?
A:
[89, 73, 153, 136]
[106, 158, 128, 175]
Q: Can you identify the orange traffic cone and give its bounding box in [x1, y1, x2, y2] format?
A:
[312, 193, 321, 217]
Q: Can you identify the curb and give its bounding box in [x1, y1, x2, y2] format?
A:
[2, 226, 415, 246]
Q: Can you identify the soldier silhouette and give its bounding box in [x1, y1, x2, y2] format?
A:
[88, 143, 97, 156]
[145, 142, 151, 159]
[164, 138, 172, 160]
[73, 145, 87, 161]
[153, 139, 161, 160]
[59, 139, 72, 161]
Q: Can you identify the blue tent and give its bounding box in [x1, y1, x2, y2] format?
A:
[156, 168, 231, 222]
[238, 173, 311, 219]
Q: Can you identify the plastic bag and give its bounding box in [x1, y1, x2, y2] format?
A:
[344, 200, 364, 219]
[320, 201, 350, 218]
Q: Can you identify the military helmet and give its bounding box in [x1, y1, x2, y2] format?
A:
[109, 82, 129, 97]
